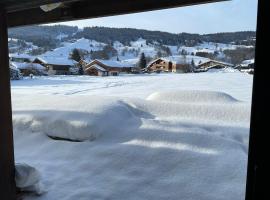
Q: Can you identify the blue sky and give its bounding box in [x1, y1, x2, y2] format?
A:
[53, 0, 258, 34]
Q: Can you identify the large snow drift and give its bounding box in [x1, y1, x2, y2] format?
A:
[13, 96, 139, 141]
[147, 90, 239, 104]
[12, 73, 252, 200]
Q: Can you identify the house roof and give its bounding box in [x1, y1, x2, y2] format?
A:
[5, 0, 227, 28]
[35, 56, 77, 66]
[120, 58, 139, 67]
[86, 64, 107, 72]
[10, 62, 45, 70]
[9, 64, 20, 72]
[241, 59, 255, 65]
[198, 59, 234, 67]
[236, 59, 255, 68]
[87, 59, 132, 68]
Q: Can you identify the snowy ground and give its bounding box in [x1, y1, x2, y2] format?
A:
[11, 72, 253, 200]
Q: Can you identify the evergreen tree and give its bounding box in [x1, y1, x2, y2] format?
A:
[190, 59, 196, 72]
[180, 49, 188, 56]
[70, 48, 81, 62]
[103, 45, 117, 57]
[191, 59, 195, 67]
[156, 51, 162, 58]
[138, 53, 147, 69]
[78, 66, 84, 75]
[214, 51, 219, 57]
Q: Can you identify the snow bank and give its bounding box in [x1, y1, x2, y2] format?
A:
[138, 91, 250, 127]
[13, 90, 249, 142]
[207, 67, 239, 73]
[147, 90, 239, 104]
[13, 96, 140, 141]
[15, 163, 45, 195]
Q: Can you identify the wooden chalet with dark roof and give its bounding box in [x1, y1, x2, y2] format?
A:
[84, 59, 135, 76]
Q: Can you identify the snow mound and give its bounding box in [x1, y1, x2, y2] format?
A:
[13, 96, 140, 141]
[147, 90, 239, 104]
[15, 163, 45, 195]
[207, 67, 239, 73]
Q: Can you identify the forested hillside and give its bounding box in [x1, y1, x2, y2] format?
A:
[9, 25, 256, 49]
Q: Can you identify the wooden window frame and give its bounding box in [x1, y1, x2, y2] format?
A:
[0, 0, 268, 199]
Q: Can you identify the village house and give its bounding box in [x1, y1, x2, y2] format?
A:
[197, 60, 234, 71]
[9, 53, 47, 76]
[33, 57, 78, 75]
[120, 58, 141, 74]
[10, 62, 46, 76]
[145, 58, 175, 73]
[83, 59, 135, 76]
[145, 55, 208, 73]
[9, 64, 22, 80]
[236, 59, 255, 70]
[235, 59, 254, 74]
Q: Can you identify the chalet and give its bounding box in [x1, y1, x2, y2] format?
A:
[85, 64, 109, 76]
[235, 59, 254, 74]
[145, 56, 209, 73]
[120, 58, 141, 73]
[10, 62, 46, 76]
[84, 59, 134, 76]
[197, 60, 234, 71]
[236, 59, 255, 70]
[9, 65, 22, 80]
[146, 58, 176, 73]
[33, 57, 78, 75]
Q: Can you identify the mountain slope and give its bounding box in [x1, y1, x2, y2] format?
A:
[9, 25, 256, 48]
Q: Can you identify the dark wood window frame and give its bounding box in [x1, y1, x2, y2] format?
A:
[0, 0, 268, 199]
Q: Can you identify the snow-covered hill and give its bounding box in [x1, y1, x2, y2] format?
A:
[22, 37, 253, 66]
[8, 38, 39, 54]
[8, 26, 255, 66]
[41, 38, 106, 58]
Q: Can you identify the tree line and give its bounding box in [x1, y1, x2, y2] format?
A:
[9, 25, 256, 49]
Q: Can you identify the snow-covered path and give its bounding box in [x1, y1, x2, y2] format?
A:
[11, 72, 253, 200]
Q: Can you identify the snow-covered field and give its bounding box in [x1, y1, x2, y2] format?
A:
[11, 72, 253, 200]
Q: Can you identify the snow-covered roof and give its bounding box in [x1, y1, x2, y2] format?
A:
[86, 64, 107, 72]
[9, 64, 20, 72]
[120, 58, 139, 67]
[35, 56, 77, 66]
[241, 59, 254, 65]
[89, 59, 132, 68]
[198, 59, 234, 67]
[10, 62, 45, 70]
